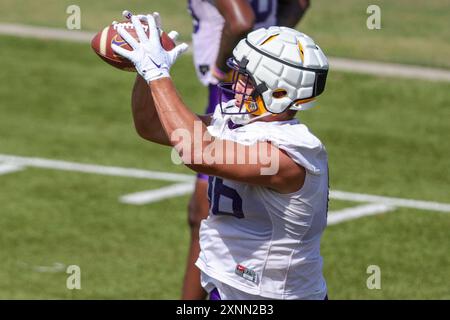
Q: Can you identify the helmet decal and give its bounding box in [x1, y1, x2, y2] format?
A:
[260, 34, 279, 46]
[297, 41, 305, 63]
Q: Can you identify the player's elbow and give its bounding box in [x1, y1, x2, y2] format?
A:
[134, 123, 151, 140]
[134, 122, 162, 144]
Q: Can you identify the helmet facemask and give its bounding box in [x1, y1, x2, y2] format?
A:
[218, 58, 268, 118]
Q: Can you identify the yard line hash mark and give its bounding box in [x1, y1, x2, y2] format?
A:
[327, 203, 396, 225]
[120, 182, 195, 205]
[0, 154, 448, 226]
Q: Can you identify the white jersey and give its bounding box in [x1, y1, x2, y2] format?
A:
[195, 107, 329, 299]
[188, 0, 278, 85]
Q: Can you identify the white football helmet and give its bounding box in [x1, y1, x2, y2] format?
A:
[218, 26, 329, 118]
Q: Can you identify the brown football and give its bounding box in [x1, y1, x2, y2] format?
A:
[91, 21, 176, 72]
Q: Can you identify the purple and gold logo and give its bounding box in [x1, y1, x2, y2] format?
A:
[111, 34, 127, 58]
[111, 34, 126, 47]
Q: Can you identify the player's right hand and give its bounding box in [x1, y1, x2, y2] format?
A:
[112, 13, 188, 83]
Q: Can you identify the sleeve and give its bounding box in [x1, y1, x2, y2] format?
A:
[234, 121, 327, 175]
[270, 123, 327, 175]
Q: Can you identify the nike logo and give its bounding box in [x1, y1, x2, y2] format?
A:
[150, 57, 161, 68]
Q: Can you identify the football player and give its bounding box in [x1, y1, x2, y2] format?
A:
[112, 12, 329, 300]
[185, 0, 311, 299]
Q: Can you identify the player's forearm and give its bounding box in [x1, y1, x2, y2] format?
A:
[215, 25, 251, 72]
[215, 0, 255, 72]
[277, 0, 310, 28]
[150, 78, 211, 155]
[131, 75, 171, 145]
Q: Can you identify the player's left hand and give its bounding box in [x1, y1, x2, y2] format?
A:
[112, 13, 189, 83]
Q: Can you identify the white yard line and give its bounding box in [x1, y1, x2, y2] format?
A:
[18, 261, 66, 273]
[0, 163, 24, 175]
[120, 182, 195, 205]
[329, 57, 450, 82]
[0, 23, 95, 42]
[0, 154, 194, 182]
[327, 203, 396, 225]
[1, 23, 450, 82]
[32, 263, 66, 273]
[330, 190, 450, 213]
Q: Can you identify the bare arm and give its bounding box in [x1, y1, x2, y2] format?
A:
[214, 0, 255, 74]
[277, 0, 310, 28]
[150, 78, 305, 194]
[131, 75, 211, 145]
[131, 75, 171, 145]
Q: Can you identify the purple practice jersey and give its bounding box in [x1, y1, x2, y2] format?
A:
[188, 0, 278, 86]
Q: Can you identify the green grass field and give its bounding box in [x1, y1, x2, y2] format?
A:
[0, 1, 449, 299]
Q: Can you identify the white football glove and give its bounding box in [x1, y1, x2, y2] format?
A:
[111, 13, 188, 83]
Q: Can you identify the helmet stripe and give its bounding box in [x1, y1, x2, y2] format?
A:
[245, 39, 327, 73]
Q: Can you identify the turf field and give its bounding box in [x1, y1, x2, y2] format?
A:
[0, 1, 449, 299]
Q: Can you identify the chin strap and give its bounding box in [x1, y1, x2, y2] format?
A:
[230, 111, 273, 125]
[289, 98, 316, 111]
